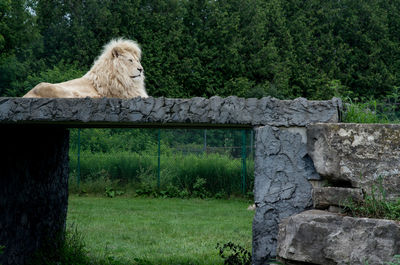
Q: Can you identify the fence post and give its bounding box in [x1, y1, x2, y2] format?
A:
[203, 129, 207, 153]
[241, 129, 247, 194]
[77, 128, 81, 187]
[250, 129, 254, 159]
[157, 128, 161, 189]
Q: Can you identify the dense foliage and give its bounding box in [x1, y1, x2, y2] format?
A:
[2, 0, 400, 100]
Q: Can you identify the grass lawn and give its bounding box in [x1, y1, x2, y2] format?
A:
[67, 195, 254, 265]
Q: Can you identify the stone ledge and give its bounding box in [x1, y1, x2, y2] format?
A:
[277, 210, 400, 265]
[313, 187, 363, 209]
[0, 96, 341, 128]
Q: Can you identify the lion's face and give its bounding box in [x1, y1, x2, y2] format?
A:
[113, 49, 145, 85]
[122, 53, 144, 80]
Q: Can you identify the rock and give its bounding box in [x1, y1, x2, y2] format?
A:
[313, 187, 363, 209]
[328, 205, 342, 213]
[277, 210, 400, 265]
[247, 204, 256, 210]
[307, 123, 400, 200]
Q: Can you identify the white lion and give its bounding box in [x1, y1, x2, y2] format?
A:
[23, 39, 148, 98]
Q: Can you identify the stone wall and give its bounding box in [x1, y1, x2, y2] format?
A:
[0, 97, 342, 264]
[275, 123, 400, 264]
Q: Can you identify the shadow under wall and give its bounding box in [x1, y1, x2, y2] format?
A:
[0, 127, 69, 265]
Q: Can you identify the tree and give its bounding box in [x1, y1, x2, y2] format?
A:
[0, 0, 42, 96]
[4, 0, 400, 100]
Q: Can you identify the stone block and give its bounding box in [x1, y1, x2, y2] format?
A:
[307, 123, 400, 200]
[313, 187, 363, 209]
[0, 97, 341, 127]
[277, 210, 400, 265]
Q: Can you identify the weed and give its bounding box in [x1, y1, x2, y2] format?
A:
[192, 178, 210, 198]
[342, 181, 400, 221]
[28, 224, 89, 265]
[178, 188, 190, 198]
[165, 184, 180, 198]
[342, 99, 390, 123]
[27, 224, 140, 265]
[215, 191, 228, 199]
[216, 242, 283, 265]
[104, 187, 124, 198]
[135, 183, 156, 197]
[216, 242, 252, 265]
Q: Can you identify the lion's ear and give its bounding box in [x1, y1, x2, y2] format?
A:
[112, 47, 123, 58]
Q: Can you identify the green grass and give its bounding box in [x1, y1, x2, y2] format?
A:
[67, 196, 254, 265]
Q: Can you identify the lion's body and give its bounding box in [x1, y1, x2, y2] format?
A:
[23, 39, 148, 98]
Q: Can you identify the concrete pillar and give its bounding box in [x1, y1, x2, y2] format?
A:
[252, 125, 320, 264]
[0, 127, 69, 265]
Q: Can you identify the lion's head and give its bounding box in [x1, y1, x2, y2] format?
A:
[84, 39, 148, 98]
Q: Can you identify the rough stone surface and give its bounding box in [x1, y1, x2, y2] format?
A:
[307, 123, 400, 200]
[313, 187, 363, 209]
[277, 210, 400, 265]
[0, 128, 69, 265]
[0, 96, 341, 127]
[252, 126, 320, 265]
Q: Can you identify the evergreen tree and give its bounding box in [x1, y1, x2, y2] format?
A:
[3, 0, 400, 100]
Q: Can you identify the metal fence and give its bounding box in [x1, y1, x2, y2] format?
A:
[73, 128, 255, 195]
